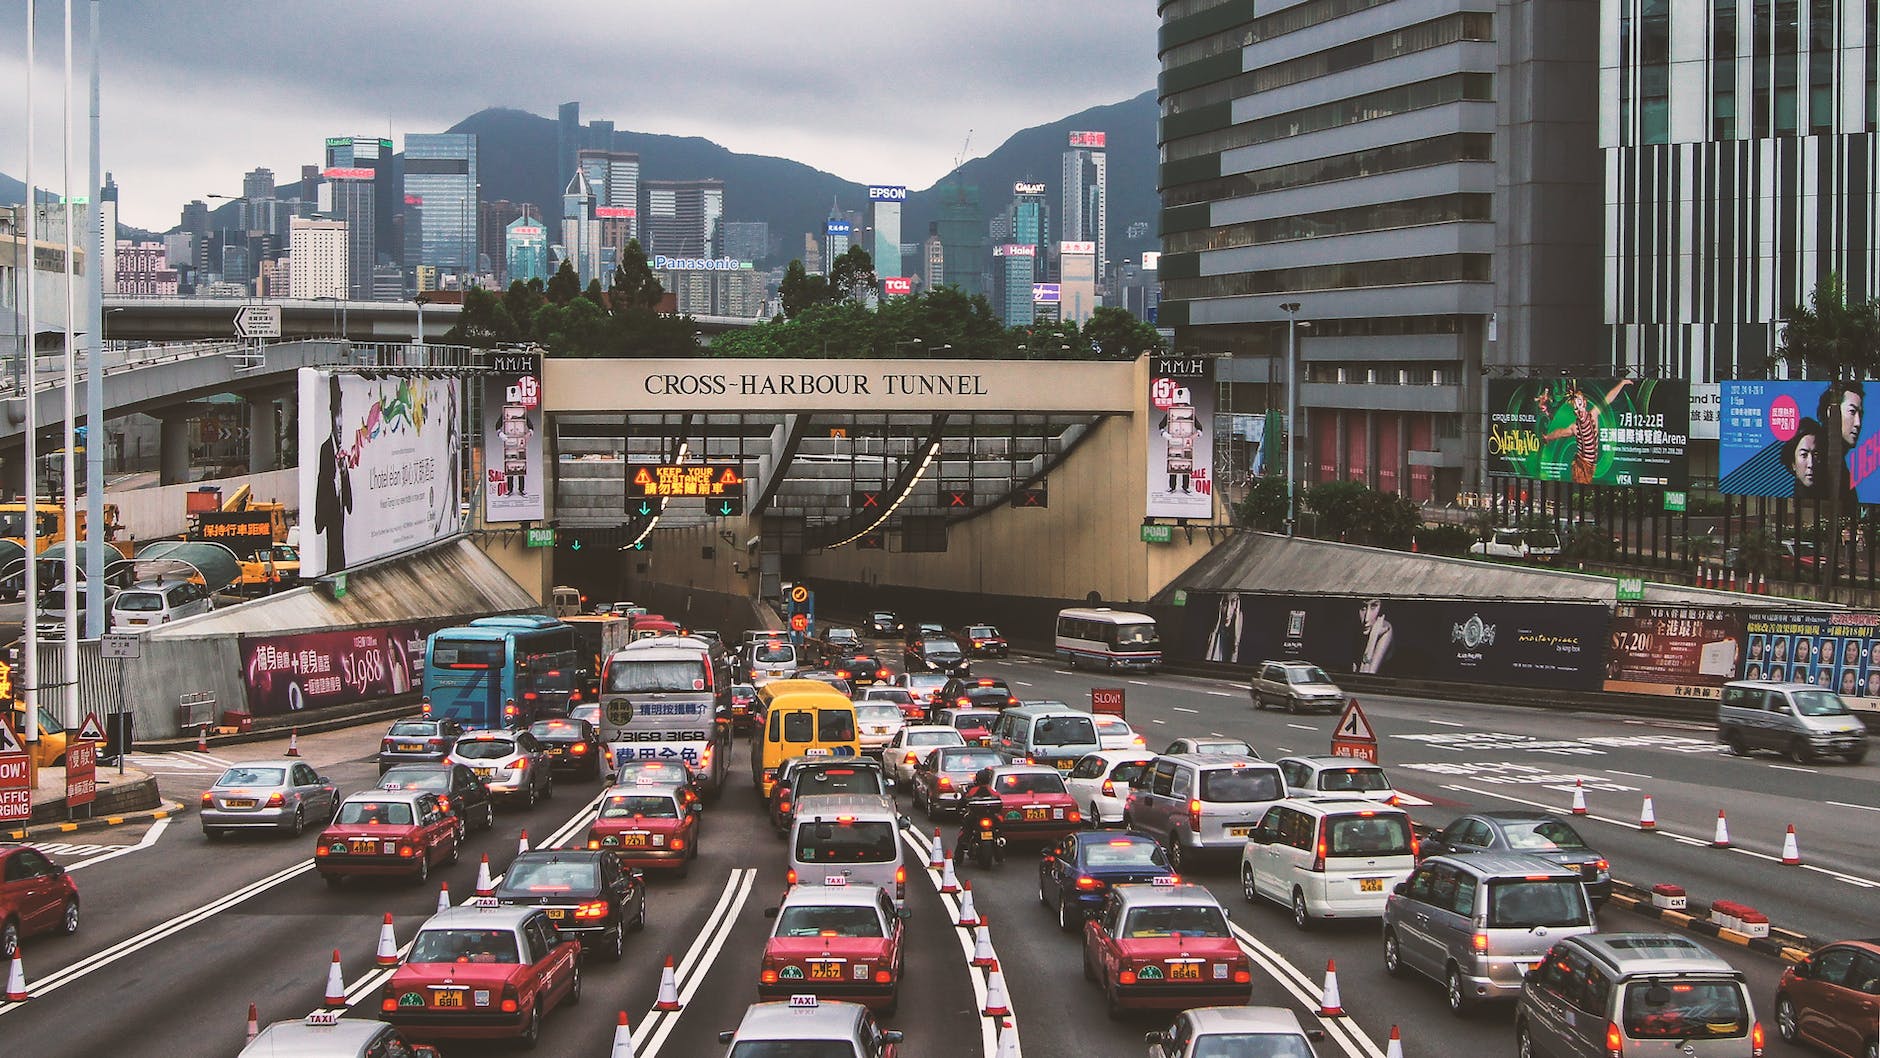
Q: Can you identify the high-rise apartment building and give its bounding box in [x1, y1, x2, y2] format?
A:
[1062, 131, 1108, 283]
[507, 214, 550, 285]
[243, 167, 276, 203]
[579, 148, 641, 247]
[289, 217, 347, 299]
[995, 182, 1048, 326]
[403, 133, 478, 275]
[724, 221, 770, 264]
[323, 136, 396, 264]
[803, 233, 822, 273]
[113, 241, 178, 295]
[723, 269, 768, 318]
[643, 179, 724, 260]
[1155, 0, 1597, 501]
[868, 185, 905, 278]
[922, 223, 944, 291]
[317, 169, 376, 300]
[934, 178, 985, 298]
[1058, 241, 1097, 326]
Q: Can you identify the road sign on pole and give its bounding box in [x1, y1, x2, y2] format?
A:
[233, 305, 282, 339]
[1330, 698, 1378, 763]
[1090, 688, 1126, 717]
[65, 738, 97, 809]
[0, 722, 30, 823]
[102, 633, 140, 659]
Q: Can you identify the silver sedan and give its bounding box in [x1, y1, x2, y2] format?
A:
[201, 760, 340, 838]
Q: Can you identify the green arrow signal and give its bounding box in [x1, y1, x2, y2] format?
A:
[629, 541, 646, 551]
[636, 502, 653, 516]
[719, 502, 734, 516]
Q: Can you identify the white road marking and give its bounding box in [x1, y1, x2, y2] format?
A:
[1829, 801, 1880, 813]
[1767, 764, 1817, 774]
[1013, 680, 1033, 687]
[903, 827, 1018, 1056]
[1173, 707, 1199, 714]
[1287, 724, 1317, 732]
[1231, 923, 1385, 1058]
[1602, 769, 1653, 779]
[1275, 747, 1291, 754]
[64, 818, 169, 871]
[1151, 719, 1167, 725]
[1205, 690, 1233, 697]
[635, 869, 759, 1058]
[1424, 719, 1467, 727]
[1127, 680, 1149, 686]
[1392, 793, 1434, 807]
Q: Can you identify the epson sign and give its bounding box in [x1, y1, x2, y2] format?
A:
[867, 186, 908, 202]
[652, 256, 745, 271]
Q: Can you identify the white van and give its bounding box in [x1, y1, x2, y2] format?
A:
[745, 637, 802, 686]
[110, 580, 216, 631]
[1054, 607, 1161, 671]
[787, 793, 907, 907]
[1239, 796, 1418, 930]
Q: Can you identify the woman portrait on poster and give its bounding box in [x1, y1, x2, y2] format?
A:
[1357, 598, 1394, 674]
[1206, 594, 1243, 663]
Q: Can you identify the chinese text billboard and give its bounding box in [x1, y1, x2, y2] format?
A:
[1487, 378, 1689, 487]
[1719, 381, 1875, 500]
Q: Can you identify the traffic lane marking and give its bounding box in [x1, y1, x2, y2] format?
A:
[1288, 723, 1317, 731]
[1231, 923, 1384, 1058]
[1205, 690, 1233, 697]
[1828, 801, 1880, 813]
[904, 826, 1015, 1057]
[1173, 706, 1199, 714]
[1767, 764, 1818, 774]
[64, 818, 169, 871]
[1424, 719, 1467, 727]
[633, 869, 759, 1058]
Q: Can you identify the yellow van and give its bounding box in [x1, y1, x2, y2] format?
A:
[750, 688, 859, 797]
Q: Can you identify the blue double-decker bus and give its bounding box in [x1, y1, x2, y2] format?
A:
[422, 615, 578, 730]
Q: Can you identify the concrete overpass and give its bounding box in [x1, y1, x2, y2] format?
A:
[96, 295, 759, 344]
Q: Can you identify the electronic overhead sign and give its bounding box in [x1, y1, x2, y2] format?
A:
[631, 464, 746, 499]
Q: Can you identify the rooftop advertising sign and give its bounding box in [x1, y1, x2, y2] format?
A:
[1068, 131, 1107, 148]
[1060, 241, 1096, 255]
[322, 168, 376, 181]
[1032, 283, 1061, 303]
[881, 277, 913, 296]
[994, 244, 1036, 257]
[827, 221, 852, 235]
[652, 255, 748, 271]
[867, 186, 907, 201]
[595, 206, 637, 219]
[1013, 181, 1046, 196]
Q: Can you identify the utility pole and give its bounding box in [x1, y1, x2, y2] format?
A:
[1280, 301, 1302, 537]
[84, 0, 104, 643]
[22, 0, 40, 749]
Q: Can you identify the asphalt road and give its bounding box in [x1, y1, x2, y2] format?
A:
[4, 639, 1870, 1058]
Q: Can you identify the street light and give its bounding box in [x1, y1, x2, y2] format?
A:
[413, 293, 432, 361]
[1279, 301, 1303, 537]
[893, 337, 923, 354]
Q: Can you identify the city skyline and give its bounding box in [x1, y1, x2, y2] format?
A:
[0, 0, 1158, 231]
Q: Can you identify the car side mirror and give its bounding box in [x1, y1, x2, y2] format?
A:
[1791, 958, 1812, 979]
[897, 814, 912, 830]
[1144, 1031, 1168, 1045]
[1040, 851, 1056, 862]
[763, 906, 779, 919]
[413, 1046, 443, 1058]
[898, 906, 913, 921]
[718, 1030, 736, 1044]
[881, 1031, 904, 1045]
[1394, 882, 1410, 896]
[318, 776, 333, 785]
[1306, 1029, 1326, 1041]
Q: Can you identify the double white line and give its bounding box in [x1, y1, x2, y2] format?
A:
[902, 826, 1015, 1058]
[629, 867, 758, 1058]
[1229, 923, 1385, 1058]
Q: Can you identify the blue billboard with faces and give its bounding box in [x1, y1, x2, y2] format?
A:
[1720, 380, 1871, 499]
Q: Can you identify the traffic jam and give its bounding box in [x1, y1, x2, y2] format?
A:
[1, 605, 1872, 1058]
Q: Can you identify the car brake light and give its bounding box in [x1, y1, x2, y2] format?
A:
[896, 865, 907, 884]
[588, 839, 601, 850]
[786, 868, 799, 885]
[904, 752, 918, 764]
[1409, 831, 1420, 858]
[199, 792, 212, 806]
[1594, 859, 1609, 871]
[522, 692, 538, 701]
[1076, 875, 1102, 891]
[1750, 1020, 1764, 1056]
[874, 969, 892, 984]
[1119, 969, 1138, 985]
[1189, 799, 1202, 833]
[420, 698, 432, 716]
[1068, 809, 1081, 823]
[575, 900, 608, 919]
[1472, 932, 1490, 952]
[572, 743, 588, 754]
[779, 800, 792, 814]
[399, 843, 417, 858]
[761, 968, 779, 984]
[672, 837, 685, 850]
[380, 988, 398, 1012]
[427, 737, 445, 747]
[938, 777, 952, 789]
[1101, 780, 1114, 796]
[382, 738, 395, 749]
[1605, 1020, 1623, 1057]
[315, 845, 330, 857]
[266, 792, 285, 808]
[500, 987, 519, 1014]
[504, 699, 518, 717]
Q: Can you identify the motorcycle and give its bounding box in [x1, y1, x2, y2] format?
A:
[955, 793, 1007, 869]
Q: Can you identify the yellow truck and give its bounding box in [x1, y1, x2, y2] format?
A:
[0, 662, 67, 768]
[194, 485, 299, 592]
[0, 502, 134, 559]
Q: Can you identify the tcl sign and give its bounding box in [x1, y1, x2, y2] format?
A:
[882, 277, 913, 296]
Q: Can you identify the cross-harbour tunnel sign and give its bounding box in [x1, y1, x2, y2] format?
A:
[543, 358, 1139, 414]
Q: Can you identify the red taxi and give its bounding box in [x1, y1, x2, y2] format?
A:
[316, 791, 461, 887]
[1082, 881, 1252, 1016]
[0, 843, 80, 958]
[586, 784, 701, 877]
[966, 763, 1083, 842]
[759, 880, 907, 1013]
[936, 707, 1001, 747]
[610, 758, 704, 806]
[379, 905, 581, 1048]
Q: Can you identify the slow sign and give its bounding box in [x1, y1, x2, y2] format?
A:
[0, 722, 30, 823]
[1090, 688, 1126, 717]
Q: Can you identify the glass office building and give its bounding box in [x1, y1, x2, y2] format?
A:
[403, 133, 478, 274]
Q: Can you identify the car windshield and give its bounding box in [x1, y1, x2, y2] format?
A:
[941, 749, 1005, 772]
[1200, 769, 1283, 802]
[1622, 980, 1749, 1040]
[215, 767, 285, 787]
[1287, 666, 1333, 684]
[1123, 905, 1229, 938]
[904, 675, 945, 690]
[967, 626, 998, 637]
[752, 643, 795, 664]
[951, 712, 997, 731]
[408, 929, 521, 965]
[730, 1043, 855, 1058]
[1501, 820, 1591, 851]
[865, 688, 913, 704]
[774, 905, 884, 938]
[1484, 879, 1590, 928]
[924, 641, 961, 657]
[529, 720, 585, 739]
[1082, 839, 1166, 869]
[600, 794, 679, 818]
[607, 658, 707, 693]
[616, 764, 690, 785]
[1315, 766, 1391, 792]
[795, 819, 898, 863]
[1113, 622, 1157, 645]
[337, 800, 414, 826]
[856, 705, 902, 725]
[909, 730, 964, 747]
[872, 613, 896, 622]
[1793, 690, 1851, 716]
[379, 769, 448, 793]
[571, 703, 602, 726]
[504, 859, 600, 892]
[962, 689, 1010, 708]
[454, 739, 517, 760]
[1094, 716, 1130, 733]
[1033, 716, 1097, 746]
[995, 772, 1066, 795]
[1109, 761, 1151, 784]
[114, 591, 163, 612]
[1193, 1035, 1317, 1058]
[1325, 815, 1413, 856]
[1190, 740, 1253, 755]
[795, 768, 884, 796]
[388, 722, 440, 737]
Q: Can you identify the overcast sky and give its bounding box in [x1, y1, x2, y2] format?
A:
[0, 1, 1160, 231]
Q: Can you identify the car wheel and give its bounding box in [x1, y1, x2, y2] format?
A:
[524, 783, 538, 810]
[605, 923, 625, 963]
[1241, 866, 1258, 904]
[289, 805, 306, 837]
[1516, 1021, 1534, 1058]
[1105, 981, 1127, 1020]
[60, 898, 79, 936]
[1167, 840, 1186, 876]
[1383, 930, 1405, 977]
[445, 835, 461, 866]
[414, 852, 429, 884]
[518, 1006, 541, 1050]
[1088, 802, 1104, 829]
[1291, 888, 1312, 931]
[1724, 731, 1749, 756]
[1057, 892, 1077, 933]
[1446, 963, 1473, 1016]
[1039, 876, 1051, 908]
[1864, 1040, 1876, 1058]
[204, 827, 224, 841]
[632, 897, 647, 932]
[1775, 995, 1798, 1042]
[1285, 697, 1300, 715]
[323, 873, 343, 889]
[542, 773, 555, 801]
[566, 963, 582, 1006]
[2, 919, 18, 959]
[676, 854, 691, 879]
[1082, 942, 1098, 982]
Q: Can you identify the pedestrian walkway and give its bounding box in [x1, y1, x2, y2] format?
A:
[121, 750, 234, 773]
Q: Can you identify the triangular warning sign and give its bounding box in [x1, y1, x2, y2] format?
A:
[1334, 699, 1376, 742]
[76, 713, 106, 742]
[717, 468, 742, 485]
[0, 721, 24, 756]
[632, 468, 654, 486]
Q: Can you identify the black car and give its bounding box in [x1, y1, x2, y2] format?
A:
[790, 669, 855, 698]
[378, 762, 496, 832]
[814, 627, 862, 664]
[940, 676, 1012, 705]
[491, 850, 645, 961]
[831, 650, 890, 688]
[864, 611, 903, 637]
[907, 636, 971, 677]
[1038, 831, 1173, 931]
[728, 683, 760, 729]
[955, 624, 1009, 658]
[902, 622, 948, 651]
[1419, 811, 1613, 906]
[377, 717, 466, 774]
[527, 717, 604, 778]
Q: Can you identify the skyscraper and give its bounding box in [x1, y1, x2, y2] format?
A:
[922, 222, 944, 291]
[242, 167, 276, 203]
[1062, 131, 1108, 283]
[724, 221, 770, 264]
[403, 133, 478, 274]
[323, 136, 396, 264]
[998, 182, 1047, 325]
[317, 170, 376, 300]
[643, 179, 725, 259]
[934, 178, 985, 298]
[506, 214, 550, 285]
[561, 169, 600, 285]
[868, 185, 905, 278]
[578, 148, 640, 242]
[557, 102, 581, 201]
[824, 200, 851, 273]
[480, 200, 537, 285]
[289, 217, 347, 299]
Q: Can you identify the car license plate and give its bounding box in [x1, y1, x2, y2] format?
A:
[474, 767, 495, 778]
[545, 909, 566, 920]
[1359, 877, 1385, 893]
[432, 988, 466, 1008]
[1228, 825, 1254, 837]
[223, 798, 256, 809]
[1054, 761, 1074, 772]
[547, 747, 563, 756]
[809, 962, 844, 980]
[620, 833, 648, 847]
[1024, 808, 1048, 822]
[397, 743, 424, 752]
[1168, 962, 1202, 981]
[350, 839, 378, 854]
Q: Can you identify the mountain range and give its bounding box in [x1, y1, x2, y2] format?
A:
[1, 88, 1159, 270]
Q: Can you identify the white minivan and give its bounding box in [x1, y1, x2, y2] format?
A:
[109, 580, 215, 631]
[1239, 796, 1418, 930]
[788, 793, 908, 907]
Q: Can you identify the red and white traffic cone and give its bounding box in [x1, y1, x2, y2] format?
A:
[1385, 1024, 1404, 1058]
[518, 829, 530, 856]
[323, 949, 346, 1007]
[246, 1002, 260, 1042]
[610, 1009, 635, 1057]
[475, 854, 494, 896]
[197, 725, 209, 753]
[437, 882, 451, 913]
[929, 829, 944, 871]
[653, 954, 682, 1011]
[1319, 959, 1344, 1017]
[939, 850, 960, 894]
[996, 1017, 1020, 1058]
[375, 912, 399, 966]
[971, 917, 996, 967]
[982, 959, 1011, 1017]
[285, 729, 300, 757]
[1727, 568, 1737, 591]
[1569, 778, 1588, 816]
[956, 881, 978, 927]
[4, 948, 26, 1002]
[1712, 810, 1731, 848]
[1639, 794, 1656, 830]
[1781, 824, 1802, 866]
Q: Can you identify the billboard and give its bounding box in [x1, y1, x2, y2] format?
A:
[297, 368, 464, 578]
[1487, 378, 1689, 487]
[1690, 382, 1720, 441]
[1060, 241, 1096, 255]
[1147, 356, 1214, 519]
[1603, 605, 1745, 699]
[322, 167, 375, 181]
[483, 352, 545, 523]
[1182, 592, 1606, 691]
[1141, 252, 1161, 271]
[1013, 181, 1046, 196]
[241, 625, 427, 717]
[994, 243, 1036, 257]
[1032, 282, 1061, 303]
[881, 277, 913, 296]
[1741, 610, 1880, 711]
[1069, 131, 1107, 148]
[594, 206, 636, 219]
[192, 511, 277, 556]
[867, 186, 907, 201]
[827, 221, 852, 235]
[1719, 381, 1877, 500]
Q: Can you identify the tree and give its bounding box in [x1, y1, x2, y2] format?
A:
[778, 260, 831, 318]
[1304, 480, 1421, 549]
[1083, 306, 1165, 360]
[445, 287, 518, 348]
[502, 279, 545, 340]
[607, 238, 664, 314]
[827, 245, 877, 304]
[545, 259, 582, 305]
[583, 278, 606, 307]
[1234, 476, 1287, 531]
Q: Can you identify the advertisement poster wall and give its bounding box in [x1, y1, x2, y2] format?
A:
[1603, 605, 1747, 699]
[240, 625, 428, 717]
[297, 368, 464, 577]
[1147, 356, 1215, 519]
[1183, 592, 1604, 691]
[1719, 380, 1874, 500]
[483, 352, 545, 523]
[1487, 378, 1689, 487]
[1739, 610, 1880, 712]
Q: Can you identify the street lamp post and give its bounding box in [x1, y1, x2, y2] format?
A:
[1280, 302, 1302, 537]
[413, 293, 431, 363]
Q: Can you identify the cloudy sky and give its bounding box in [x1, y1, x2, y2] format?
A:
[0, 1, 1161, 231]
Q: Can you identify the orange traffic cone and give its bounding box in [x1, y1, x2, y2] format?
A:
[1569, 779, 1588, 816]
[246, 1002, 259, 1042]
[1781, 824, 1802, 865]
[323, 949, 346, 1007]
[929, 829, 944, 871]
[996, 1017, 1020, 1058]
[436, 882, 451, 913]
[1712, 810, 1731, 848]
[5, 948, 27, 1002]
[956, 881, 978, 927]
[653, 954, 681, 1011]
[971, 917, 995, 967]
[1385, 1025, 1404, 1058]
[1319, 959, 1344, 1017]
[285, 729, 300, 757]
[376, 912, 399, 966]
[939, 850, 960, 894]
[982, 959, 1012, 1017]
[1639, 794, 1656, 830]
[475, 854, 494, 896]
[518, 829, 530, 856]
[611, 1009, 635, 1057]
[197, 725, 209, 753]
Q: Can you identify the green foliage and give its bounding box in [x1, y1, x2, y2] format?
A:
[1732, 529, 1788, 577]
[1560, 525, 1614, 562]
[1233, 476, 1288, 531]
[1416, 524, 1475, 556]
[607, 239, 664, 314]
[1304, 480, 1422, 549]
[545, 259, 581, 305]
[828, 246, 877, 304]
[1083, 306, 1166, 360]
[778, 260, 830, 318]
[583, 279, 606, 307]
[444, 287, 519, 348]
[1770, 273, 1880, 380]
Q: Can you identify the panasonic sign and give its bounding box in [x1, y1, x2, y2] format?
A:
[867, 186, 908, 201]
[652, 256, 746, 271]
